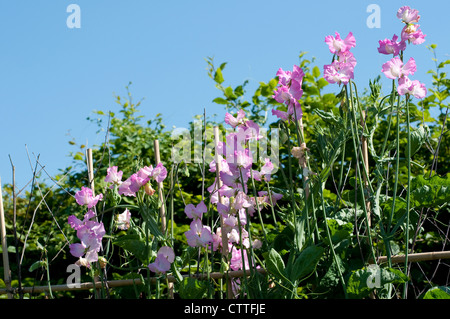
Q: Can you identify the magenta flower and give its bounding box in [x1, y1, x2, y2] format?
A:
[74, 187, 103, 208]
[148, 246, 175, 274]
[151, 162, 167, 183]
[397, 6, 420, 24]
[401, 24, 426, 45]
[260, 158, 274, 182]
[230, 248, 250, 271]
[184, 219, 213, 248]
[398, 76, 427, 99]
[118, 173, 146, 197]
[184, 201, 207, 219]
[377, 34, 406, 56]
[323, 60, 354, 85]
[225, 109, 246, 128]
[104, 166, 123, 187]
[325, 31, 356, 54]
[381, 57, 416, 79]
[68, 210, 105, 263]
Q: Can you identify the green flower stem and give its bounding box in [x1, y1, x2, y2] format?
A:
[403, 94, 412, 299]
[345, 82, 376, 263]
[320, 181, 347, 298]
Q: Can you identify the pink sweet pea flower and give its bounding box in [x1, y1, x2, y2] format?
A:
[74, 187, 103, 208]
[104, 166, 123, 187]
[184, 201, 207, 219]
[323, 60, 354, 85]
[381, 57, 416, 79]
[151, 162, 167, 183]
[377, 34, 406, 56]
[118, 173, 145, 197]
[397, 76, 427, 99]
[260, 158, 274, 182]
[397, 6, 420, 24]
[230, 248, 250, 271]
[147, 246, 175, 274]
[225, 109, 246, 128]
[184, 219, 214, 247]
[401, 24, 426, 45]
[68, 210, 105, 264]
[117, 208, 131, 230]
[325, 31, 356, 54]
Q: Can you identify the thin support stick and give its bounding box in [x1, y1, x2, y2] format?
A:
[214, 126, 233, 299]
[0, 178, 13, 299]
[153, 139, 172, 298]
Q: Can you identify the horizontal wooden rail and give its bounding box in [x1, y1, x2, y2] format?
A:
[0, 268, 267, 295]
[2, 250, 450, 296]
[376, 250, 450, 264]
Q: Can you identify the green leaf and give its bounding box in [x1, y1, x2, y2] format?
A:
[423, 286, 450, 299]
[112, 234, 151, 264]
[410, 174, 450, 208]
[347, 266, 409, 298]
[324, 218, 353, 245]
[312, 66, 321, 79]
[289, 246, 324, 282]
[264, 248, 290, 283]
[29, 260, 46, 272]
[212, 97, 228, 105]
[177, 277, 209, 299]
[409, 124, 429, 157]
[214, 67, 224, 84]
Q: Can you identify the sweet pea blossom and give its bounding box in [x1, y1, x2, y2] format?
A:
[104, 166, 123, 187]
[116, 208, 131, 230]
[397, 6, 420, 24]
[381, 57, 416, 79]
[225, 109, 246, 128]
[325, 31, 356, 54]
[397, 76, 427, 99]
[184, 219, 213, 248]
[401, 24, 426, 45]
[272, 65, 305, 122]
[148, 246, 175, 274]
[68, 210, 105, 264]
[323, 60, 354, 85]
[377, 34, 406, 56]
[74, 187, 103, 208]
[151, 162, 168, 183]
[184, 201, 207, 220]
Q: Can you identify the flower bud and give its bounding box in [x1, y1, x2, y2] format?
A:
[144, 183, 156, 196]
[98, 257, 107, 269]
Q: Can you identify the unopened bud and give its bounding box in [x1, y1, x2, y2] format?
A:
[98, 257, 107, 269]
[144, 183, 156, 196]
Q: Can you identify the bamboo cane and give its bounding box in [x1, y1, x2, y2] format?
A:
[376, 251, 450, 264]
[0, 268, 268, 295]
[153, 139, 173, 298]
[153, 140, 167, 233]
[213, 126, 233, 299]
[0, 177, 13, 299]
[361, 110, 371, 228]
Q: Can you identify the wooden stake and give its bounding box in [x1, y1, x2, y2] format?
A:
[0, 178, 13, 299]
[0, 268, 268, 295]
[361, 110, 371, 228]
[153, 140, 167, 234]
[153, 139, 172, 298]
[214, 126, 233, 299]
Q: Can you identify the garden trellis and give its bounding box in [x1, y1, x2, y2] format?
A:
[1, 5, 450, 300]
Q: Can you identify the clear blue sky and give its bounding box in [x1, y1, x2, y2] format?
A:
[1, 0, 449, 189]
